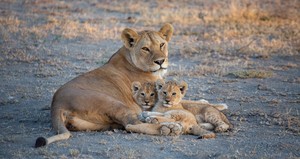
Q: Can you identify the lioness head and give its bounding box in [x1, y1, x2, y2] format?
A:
[121, 24, 174, 77]
[132, 81, 157, 111]
[156, 79, 188, 108]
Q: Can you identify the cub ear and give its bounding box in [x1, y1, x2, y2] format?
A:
[121, 28, 139, 49]
[159, 23, 174, 42]
[131, 81, 141, 94]
[179, 81, 188, 95]
[156, 79, 165, 90]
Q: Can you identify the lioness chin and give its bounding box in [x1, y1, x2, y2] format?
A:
[35, 24, 178, 148]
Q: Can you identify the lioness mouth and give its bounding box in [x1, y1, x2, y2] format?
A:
[151, 67, 167, 73]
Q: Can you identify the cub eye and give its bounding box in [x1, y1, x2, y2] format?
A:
[150, 93, 155, 96]
[172, 92, 176, 96]
[160, 43, 165, 48]
[142, 47, 150, 52]
[141, 93, 145, 96]
[163, 91, 167, 95]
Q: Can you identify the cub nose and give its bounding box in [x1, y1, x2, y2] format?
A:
[154, 59, 165, 66]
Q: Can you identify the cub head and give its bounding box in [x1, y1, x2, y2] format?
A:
[131, 81, 157, 111]
[121, 24, 174, 78]
[156, 79, 188, 108]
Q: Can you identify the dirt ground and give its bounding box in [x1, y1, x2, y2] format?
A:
[0, 0, 299, 158]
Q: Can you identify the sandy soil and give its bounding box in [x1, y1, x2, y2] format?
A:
[0, 0, 299, 158]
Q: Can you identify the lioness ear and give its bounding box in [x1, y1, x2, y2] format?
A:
[156, 79, 165, 90]
[132, 81, 141, 94]
[179, 81, 188, 95]
[121, 28, 139, 49]
[159, 23, 174, 42]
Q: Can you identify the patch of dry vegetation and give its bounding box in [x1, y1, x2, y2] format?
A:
[85, 0, 299, 76]
[228, 70, 273, 79]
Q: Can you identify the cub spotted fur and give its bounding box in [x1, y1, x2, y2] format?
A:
[133, 80, 216, 138]
[133, 80, 233, 133]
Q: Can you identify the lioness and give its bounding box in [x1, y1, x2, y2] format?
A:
[35, 24, 182, 147]
[127, 80, 216, 138]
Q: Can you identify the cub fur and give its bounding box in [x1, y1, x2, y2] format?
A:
[137, 80, 216, 138]
[131, 81, 157, 111]
[133, 80, 232, 133]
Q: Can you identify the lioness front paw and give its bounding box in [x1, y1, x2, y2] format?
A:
[160, 122, 182, 136]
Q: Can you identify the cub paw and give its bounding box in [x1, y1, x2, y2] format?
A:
[198, 132, 216, 139]
[160, 122, 182, 136]
[215, 124, 229, 132]
[199, 123, 214, 130]
[145, 117, 159, 124]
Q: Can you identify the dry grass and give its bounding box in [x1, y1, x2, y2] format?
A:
[228, 70, 273, 79]
[1, 0, 299, 52]
[0, 0, 298, 77]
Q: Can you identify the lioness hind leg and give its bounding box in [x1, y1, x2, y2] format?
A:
[126, 123, 162, 135]
[126, 122, 182, 136]
[66, 116, 107, 131]
[160, 122, 182, 136]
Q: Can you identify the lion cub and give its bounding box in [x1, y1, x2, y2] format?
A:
[131, 81, 157, 111]
[136, 80, 216, 138]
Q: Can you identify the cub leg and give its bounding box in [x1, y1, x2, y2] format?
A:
[190, 125, 216, 139]
[139, 111, 165, 122]
[205, 112, 230, 132]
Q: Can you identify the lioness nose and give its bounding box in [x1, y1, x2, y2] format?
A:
[154, 59, 165, 66]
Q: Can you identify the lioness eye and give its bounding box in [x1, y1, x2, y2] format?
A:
[142, 47, 150, 52]
[150, 93, 155, 96]
[163, 91, 167, 95]
[141, 93, 145, 96]
[160, 43, 165, 48]
[172, 92, 176, 95]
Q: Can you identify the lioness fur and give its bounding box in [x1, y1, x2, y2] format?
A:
[35, 24, 184, 147]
